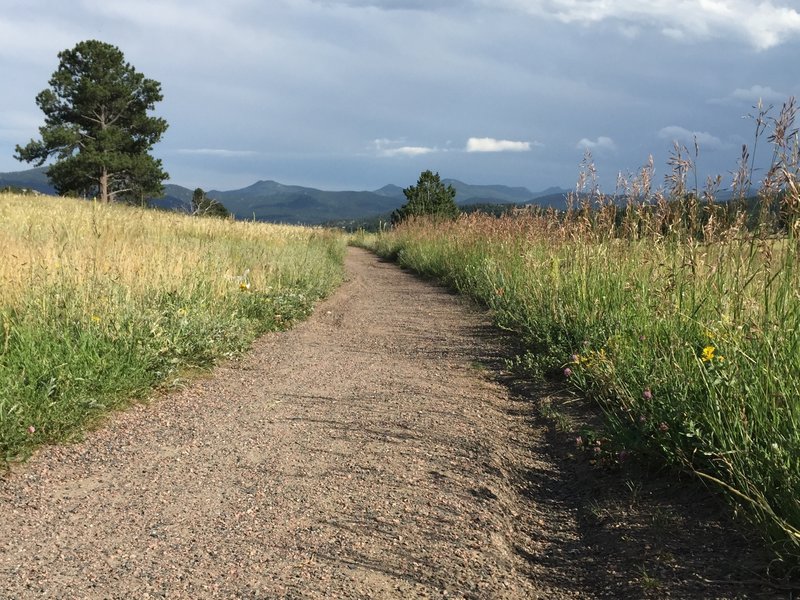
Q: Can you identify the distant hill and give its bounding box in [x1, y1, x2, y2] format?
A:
[197, 181, 399, 224]
[0, 167, 56, 194]
[0, 167, 571, 223]
[444, 179, 538, 204]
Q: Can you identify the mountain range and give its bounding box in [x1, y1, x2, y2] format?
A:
[1, 167, 571, 224]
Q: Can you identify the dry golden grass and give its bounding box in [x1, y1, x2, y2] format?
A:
[0, 194, 332, 313]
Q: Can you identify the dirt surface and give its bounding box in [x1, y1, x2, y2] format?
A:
[0, 248, 793, 599]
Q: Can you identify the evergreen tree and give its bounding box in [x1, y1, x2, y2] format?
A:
[391, 170, 459, 225]
[15, 40, 168, 203]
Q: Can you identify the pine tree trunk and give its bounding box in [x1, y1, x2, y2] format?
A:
[100, 167, 109, 203]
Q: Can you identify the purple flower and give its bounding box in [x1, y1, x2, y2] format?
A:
[564, 367, 573, 377]
[642, 388, 653, 400]
[570, 354, 580, 363]
[27, 425, 35, 435]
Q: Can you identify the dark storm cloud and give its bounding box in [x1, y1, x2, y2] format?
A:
[1, 1, 798, 191]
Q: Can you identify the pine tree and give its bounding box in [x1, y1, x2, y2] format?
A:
[391, 170, 459, 225]
[15, 40, 168, 203]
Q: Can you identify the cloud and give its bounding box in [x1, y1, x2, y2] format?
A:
[465, 137, 533, 152]
[382, 146, 436, 157]
[493, 0, 800, 50]
[313, 0, 459, 9]
[176, 148, 260, 157]
[731, 85, 788, 105]
[576, 136, 617, 152]
[376, 137, 536, 155]
[657, 126, 724, 149]
[373, 139, 436, 157]
[709, 85, 789, 106]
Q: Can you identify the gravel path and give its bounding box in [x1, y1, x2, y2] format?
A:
[0, 248, 789, 599]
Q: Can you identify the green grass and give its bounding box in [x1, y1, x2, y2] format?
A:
[0, 194, 346, 464]
[354, 185, 800, 566]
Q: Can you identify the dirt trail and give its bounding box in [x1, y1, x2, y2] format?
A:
[0, 248, 786, 599]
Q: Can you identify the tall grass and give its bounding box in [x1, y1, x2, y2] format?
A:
[358, 100, 800, 565]
[0, 195, 345, 464]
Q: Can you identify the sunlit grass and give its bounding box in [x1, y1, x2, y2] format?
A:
[0, 194, 345, 463]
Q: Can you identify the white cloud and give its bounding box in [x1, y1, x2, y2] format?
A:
[465, 137, 533, 152]
[657, 126, 724, 149]
[493, 0, 800, 50]
[382, 146, 436, 157]
[80, 0, 227, 34]
[373, 139, 436, 157]
[176, 148, 260, 157]
[731, 84, 788, 104]
[576, 136, 617, 152]
[708, 85, 789, 106]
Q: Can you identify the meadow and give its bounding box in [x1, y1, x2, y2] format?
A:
[0, 194, 345, 464]
[356, 104, 800, 564]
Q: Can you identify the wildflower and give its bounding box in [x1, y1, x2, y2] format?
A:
[239, 281, 251, 291]
[91, 315, 101, 323]
[575, 436, 583, 448]
[639, 415, 647, 423]
[563, 367, 573, 377]
[570, 354, 580, 363]
[642, 388, 653, 400]
[659, 422, 669, 432]
[701, 346, 716, 363]
[177, 308, 187, 317]
[27, 425, 35, 435]
[593, 446, 602, 455]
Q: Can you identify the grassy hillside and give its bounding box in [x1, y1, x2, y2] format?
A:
[0, 192, 346, 464]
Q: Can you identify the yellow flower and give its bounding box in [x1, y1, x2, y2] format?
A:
[91, 315, 101, 323]
[239, 281, 251, 291]
[701, 345, 715, 362]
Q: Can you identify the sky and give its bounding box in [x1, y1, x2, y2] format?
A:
[1, 0, 799, 193]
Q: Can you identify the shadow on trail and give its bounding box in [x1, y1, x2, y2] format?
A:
[479, 338, 791, 598]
